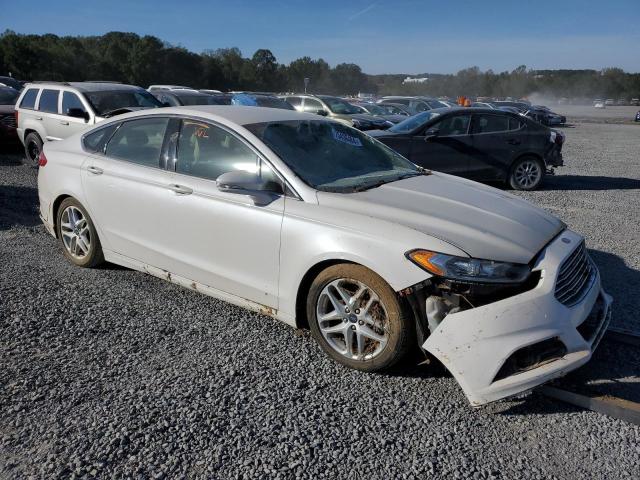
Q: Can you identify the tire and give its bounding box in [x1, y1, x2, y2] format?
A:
[509, 156, 545, 191]
[307, 264, 413, 372]
[55, 197, 104, 268]
[23, 132, 43, 167]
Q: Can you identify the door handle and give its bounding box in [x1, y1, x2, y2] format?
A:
[35, 116, 43, 121]
[87, 166, 103, 175]
[59, 120, 69, 125]
[507, 139, 521, 145]
[167, 184, 193, 195]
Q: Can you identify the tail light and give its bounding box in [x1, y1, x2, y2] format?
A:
[38, 151, 48, 167]
[14, 110, 18, 126]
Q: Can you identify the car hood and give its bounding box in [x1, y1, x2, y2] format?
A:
[316, 173, 564, 264]
[335, 113, 388, 125]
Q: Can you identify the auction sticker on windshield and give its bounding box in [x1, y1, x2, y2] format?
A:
[332, 127, 362, 147]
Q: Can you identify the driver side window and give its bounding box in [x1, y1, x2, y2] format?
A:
[426, 115, 471, 136]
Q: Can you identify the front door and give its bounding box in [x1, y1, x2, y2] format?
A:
[409, 114, 473, 175]
[160, 118, 284, 309]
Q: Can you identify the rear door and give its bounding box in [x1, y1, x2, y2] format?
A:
[38, 89, 63, 141]
[408, 114, 473, 175]
[81, 116, 178, 268]
[468, 113, 522, 180]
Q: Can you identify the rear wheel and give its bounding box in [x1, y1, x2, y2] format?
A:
[509, 156, 544, 191]
[23, 132, 43, 167]
[307, 264, 413, 372]
[55, 198, 104, 268]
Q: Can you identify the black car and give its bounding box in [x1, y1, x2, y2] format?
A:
[368, 107, 564, 191]
[634, 111, 640, 122]
[0, 86, 19, 146]
[351, 102, 407, 124]
[0, 76, 24, 91]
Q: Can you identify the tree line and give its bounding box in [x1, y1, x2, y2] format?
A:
[1, 30, 638, 100]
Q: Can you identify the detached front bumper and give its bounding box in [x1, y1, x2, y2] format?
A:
[423, 230, 611, 406]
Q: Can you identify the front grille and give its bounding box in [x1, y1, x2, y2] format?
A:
[555, 242, 596, 307]
[0, 114, 16, 128]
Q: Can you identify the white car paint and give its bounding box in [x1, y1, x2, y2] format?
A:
[37, 106, 611, 405]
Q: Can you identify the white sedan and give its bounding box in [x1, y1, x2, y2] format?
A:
[37, 106, 611, 406]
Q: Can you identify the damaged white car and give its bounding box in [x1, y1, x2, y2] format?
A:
[37, 106, 612, 406]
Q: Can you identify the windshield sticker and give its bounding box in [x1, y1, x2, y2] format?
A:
[331, 127, 362, 147]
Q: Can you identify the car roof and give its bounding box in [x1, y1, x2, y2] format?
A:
[120, 105, 321, 125]
[26, 82, 144, 93]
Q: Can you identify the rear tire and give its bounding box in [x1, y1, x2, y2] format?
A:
[55, 197, 104, 268]
[509, 156, 544, 191]
[23, 132, 43, 167]
[307, 264, 414, 372]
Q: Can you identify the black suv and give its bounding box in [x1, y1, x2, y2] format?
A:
[369, 107, 564, 190]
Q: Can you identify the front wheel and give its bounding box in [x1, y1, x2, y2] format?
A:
[55, 198, 104, 268]
[509, 156, 544, 191]
[307, 264, 413, 372]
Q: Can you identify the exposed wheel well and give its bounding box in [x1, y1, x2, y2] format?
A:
[294, 259, 356, 329]
[51, 194, 72, 237]
[24, 129, 41, 143]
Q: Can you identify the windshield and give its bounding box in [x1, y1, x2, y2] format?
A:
[254, 96, 295, 110]
[177, 94, 223, 106]
[0, 88, 19, 105]
[389, 111, 440, 134]
[319, 96, 362, 115]
[84, 89, 163, 116]
[360, 103, 388, 115]
[245, 120, 422, 192]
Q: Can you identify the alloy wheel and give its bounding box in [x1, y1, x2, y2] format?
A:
[60, 206, 91, 258]
[513, 159, 542, 189]
[316, 278, 389, 361]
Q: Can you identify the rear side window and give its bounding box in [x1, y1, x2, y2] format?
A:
[38, 89, 60, 113]
[474, 114, 510, 134]
[105, 117, 169, 168]
[175, 120, 257, 181]
[83, 124, 118, 153]
[62, 92, 87, 116]
[20, 88, 39, 109]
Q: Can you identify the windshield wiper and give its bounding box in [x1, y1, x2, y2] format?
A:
[352, 170, 431, 192]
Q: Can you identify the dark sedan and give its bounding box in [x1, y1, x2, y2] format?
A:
[368, 108, 564, 190]
[351, 102, 407, 124]
[0, 86, 19, 146]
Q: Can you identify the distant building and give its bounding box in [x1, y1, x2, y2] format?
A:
[403, 76, 429, 84]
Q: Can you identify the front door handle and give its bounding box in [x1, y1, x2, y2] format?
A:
[59, 120, 69, 125]
[87, 166, 103, 175]
[167, 184, 193, 195]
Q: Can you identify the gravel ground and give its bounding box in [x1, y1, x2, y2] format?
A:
[1, 122, 639, 479]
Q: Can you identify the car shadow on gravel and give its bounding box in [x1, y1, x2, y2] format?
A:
[0, 185, 41, 230]
[542, 175, 640, 191]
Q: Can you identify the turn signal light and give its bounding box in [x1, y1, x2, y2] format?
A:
[407, 250, 445, 275]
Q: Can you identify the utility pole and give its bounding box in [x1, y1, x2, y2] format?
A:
[304, 77, 309, 94]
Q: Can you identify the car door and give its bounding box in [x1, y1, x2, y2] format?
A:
[468, 113, 522, 180]
[408, 114, 473, 175]
[81, 116, 178, 269]
[160, 118, 284, 309]
[37, 89, 64, 141]
[58, 90, 94, 137]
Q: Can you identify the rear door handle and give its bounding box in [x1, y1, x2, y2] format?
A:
[35, 116, 43, 121]
[59, 120, 69, 125]
[167, 184, 193, 195]
[507, 139, 521, 145]
[87, 166, 103, 175]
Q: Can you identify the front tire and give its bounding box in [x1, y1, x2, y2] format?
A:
[509, 156, 544, 191]
[23, 132, 43, 167]
[307, 264, 413, 372]
[55, 198, 104, 268]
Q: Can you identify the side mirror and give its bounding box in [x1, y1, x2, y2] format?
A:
[67, 108, 89, 122]
[216, 171, 283, 204]
[424, 130, 439, 142]
[316, 109, 328, 116]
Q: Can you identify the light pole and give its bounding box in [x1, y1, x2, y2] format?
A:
[304, 77, 309, 94]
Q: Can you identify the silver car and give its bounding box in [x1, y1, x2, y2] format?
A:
[37, 106, 611, 406]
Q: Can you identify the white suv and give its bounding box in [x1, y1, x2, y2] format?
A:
[15, 82, 163, 165]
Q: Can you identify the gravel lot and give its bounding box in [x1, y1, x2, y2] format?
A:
[1, 122, 639, 479]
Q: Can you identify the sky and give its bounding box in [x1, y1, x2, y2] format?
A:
[1, 0, 639, 74]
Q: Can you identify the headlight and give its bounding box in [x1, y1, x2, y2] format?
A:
[406, 250, 531, 284]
